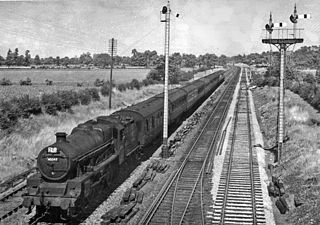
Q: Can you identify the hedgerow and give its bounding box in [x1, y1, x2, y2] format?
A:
[252, 69, 320, 113]
[0, 75, 166, 130]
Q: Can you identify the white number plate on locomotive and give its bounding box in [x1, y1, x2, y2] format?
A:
[47, 157, 58, 162]
[47, 147, 58, 153]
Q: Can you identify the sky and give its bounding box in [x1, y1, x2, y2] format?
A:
[0, 0, 319, 58]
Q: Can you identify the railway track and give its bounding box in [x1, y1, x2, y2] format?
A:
[139, 68, 240, 225]
[0, 168, 36, 223]
[212, 68, 266, 224]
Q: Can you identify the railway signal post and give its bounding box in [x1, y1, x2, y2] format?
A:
[262, 5, 308, 163]
[108, 38, 117, 109]
[160, 1, 171, 158]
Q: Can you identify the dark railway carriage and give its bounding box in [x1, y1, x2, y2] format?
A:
[181, 79, 206, 109]
[114, 96, 163, 148]
[22, 69, 230, 221]
[167, 88, 188, 123]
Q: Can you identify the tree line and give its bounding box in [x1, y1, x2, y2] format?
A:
[0, 48, 229, 68]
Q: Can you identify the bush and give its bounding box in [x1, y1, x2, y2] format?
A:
[20, 77, 32, 86]
[126, 82, 133, 90]
[13, 95, 41, 118]
[100, 83, 110, 97]
[57, 90, 78, 111]
[290, 81, 300, 94]
[45, 79, 53, 85]
[147, 69, 161, 81]
[299, 83, 313, 101]
[41, 93, 63, 115]
[142, 79, 151, 86]
[0, 101, 20, 129]
[117, 83, 127, 92]
[94, 78, 105, 87]
[131, 79, 141, 90]
[87, 88, 100, 101]
[0, 78, 12, 86]
[78, 89, 92, 105]
[265, 76, 278, 86]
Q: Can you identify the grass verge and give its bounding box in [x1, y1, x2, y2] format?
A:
[253, 86, 320, 225]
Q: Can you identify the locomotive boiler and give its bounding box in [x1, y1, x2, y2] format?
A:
[23, 68, 237, 220]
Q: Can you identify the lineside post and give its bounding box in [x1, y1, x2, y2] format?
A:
[108, 38, 117, 109]
[161, 1, 171, 158]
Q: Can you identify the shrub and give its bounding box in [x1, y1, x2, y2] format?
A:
[12, 95, 41, 118]
[77, 82, 83, 87]
[126, 82, 133, 90]
[78, 89, 92, 105]
[87, 88, 100, 101]
[303, 73, 316, 84]
[45, 79, 53, 85]
[94, 78, 105, 87]
[19, 77, 32, 86]
[147, 69, 161, 81]
[0, 101, 19, 129]
[142, 79, 151, 86]
[41, 93, 63, 115]
[265, 76, 278, 86]
[100, 83, 110, 97]
[0, 78, 12, 86]
[56, 90, 78, 111]
[290, 81, 300, 94]
[117, 83, 127, 92]
[299, 83, 313, 101]
[131, 79, 141, 90]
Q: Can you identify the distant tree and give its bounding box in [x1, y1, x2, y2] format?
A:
[147, 62, 183, 84]
[217, 54, 227, 66]
[0, 55, 4, 66]
[16, 55, 24, 66]
[13, 48, 19, 65]
[5, 49, 13, 66]
[61, 57, 70, 67]
[34, 55, 41, 65]
[79, 52, 93, 65]
[24, 50, 31, 66]
[93, 53, 110, 68]
[170, 52, 182, 68]
[55, 56, 60, 66]
[182, 54, 197, 68]
[43, 56, 55, 65]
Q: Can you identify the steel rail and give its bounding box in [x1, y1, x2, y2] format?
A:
[246, 76, 257, 224]
[170, 77, 236, 225]
[219, 68, 258, 224]
[139, 69, 240, 225]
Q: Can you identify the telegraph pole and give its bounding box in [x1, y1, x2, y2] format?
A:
[161, 1, 171, 158]
[262, 6, 309, 163]
[108, 38, 117, 109]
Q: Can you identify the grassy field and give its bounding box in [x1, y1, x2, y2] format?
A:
[0, 68, 150, 101]
[0, 68, 150, 85]
[253, 86, 320, 224]
[0, 85, 163, 181]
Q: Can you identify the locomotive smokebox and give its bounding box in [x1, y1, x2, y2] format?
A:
[56, 132, 67, 142]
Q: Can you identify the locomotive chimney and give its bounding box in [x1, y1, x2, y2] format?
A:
[56, 132, 67, 142]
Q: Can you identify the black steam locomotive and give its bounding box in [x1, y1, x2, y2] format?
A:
[23, 69, 235, 219]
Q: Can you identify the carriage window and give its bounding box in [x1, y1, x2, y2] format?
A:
[152, 116, 155, 128]
[113, 128, 118, 139]
[146, 119, 149, 131]
[120, 129, 124, 140]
